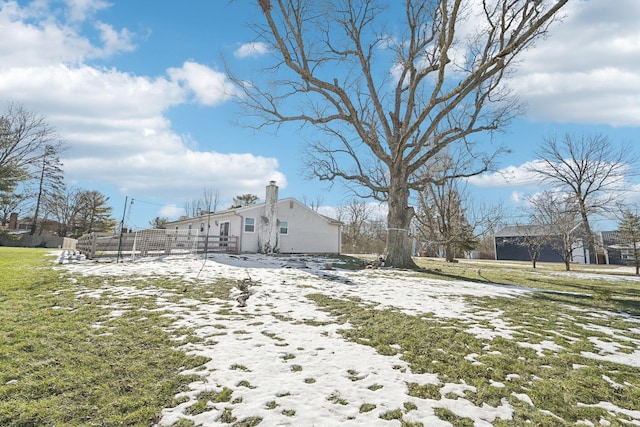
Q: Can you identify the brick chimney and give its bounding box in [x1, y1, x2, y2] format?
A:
[8, 212, 18, 230]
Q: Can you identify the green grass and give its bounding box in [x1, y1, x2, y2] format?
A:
[0, 248, 210, 426]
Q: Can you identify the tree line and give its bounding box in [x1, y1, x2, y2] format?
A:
[1, 103, 116, 238]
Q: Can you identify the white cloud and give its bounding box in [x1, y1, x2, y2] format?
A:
[510, 191, 525, 204]
[63, 0, 111, 23]
[159, 204, 185, 219]
[508, 0, 640, 127]
[0, 0, 136, 65]
[168, 61, 239, 106]
[93, 21, 136, 57]
[468, 162, 541, 188]
[234, 42, 269, 59]
[0, 4, 90, 66]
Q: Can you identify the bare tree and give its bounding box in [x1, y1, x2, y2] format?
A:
[183, 198, 199, 218]
[415, 149, 504, 261]
[0, 186, 31, 226]
[512, 223, 551, 269]
[231, 0, 568, 268]
[527, 133, 637, 264]
[302, 194, 324, 212]
[336, 199, 376, 253]
[415, 151, 486, 261]
[526, 190, 581, 271]
[43, 187, 82, 237]
[202, 187, 221, 213]
[1, 103, 64, 190]
[184, 187, 222, 217]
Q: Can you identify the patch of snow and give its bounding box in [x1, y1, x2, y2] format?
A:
[517, 340, 565, 357]
[440, 382, 476, 398]
[511, 393, 534, 406]
[581, 338, 640, 368]
[577, 401, 640, 422]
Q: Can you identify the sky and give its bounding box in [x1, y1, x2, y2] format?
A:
[1, 0, 640, 231]
[60, 251, 640, 425]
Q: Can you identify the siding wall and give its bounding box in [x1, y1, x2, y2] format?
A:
[494, 237, 564, 263]
[277, 200, 340, 253]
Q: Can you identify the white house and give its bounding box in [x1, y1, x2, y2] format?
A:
[166, 182, 342, 254]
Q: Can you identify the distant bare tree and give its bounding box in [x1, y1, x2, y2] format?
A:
[184, 187, 222, 217]
[415, 151, 503, 261]
[337, 199, 376, 253]
[1, 103, 64, 191]
[528, 134, 638, 264]
[302, 194, 324, 212]
[0, 186, 31, 226]
[526, 190, 581, 271]
[512, 222, 551, 269]
[202, 187, 221, 213]
[230, 0, 568, 268]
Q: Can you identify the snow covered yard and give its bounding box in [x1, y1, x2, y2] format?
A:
[60, 253, 640, 426]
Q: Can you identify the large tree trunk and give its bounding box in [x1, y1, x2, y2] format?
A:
[577, 199, 597, 265]
[386, 171, 417, 269]
[444, 242, 455, 263]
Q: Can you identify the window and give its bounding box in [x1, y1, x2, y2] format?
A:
[280, 221, 288, 235]
[244, 217, 255, 233]
[200, 223, 205, 232]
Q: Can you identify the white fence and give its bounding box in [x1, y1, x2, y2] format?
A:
[77, 229, 239, 259]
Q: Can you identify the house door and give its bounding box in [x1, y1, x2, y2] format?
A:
[219, 221, 229, 247]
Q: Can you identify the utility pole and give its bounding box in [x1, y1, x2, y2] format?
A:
[116, 196, 128, 263]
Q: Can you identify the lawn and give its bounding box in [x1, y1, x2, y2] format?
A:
[1, 248, 639, 426]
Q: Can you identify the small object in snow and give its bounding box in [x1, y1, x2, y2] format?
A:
[237, 294, 250, 307]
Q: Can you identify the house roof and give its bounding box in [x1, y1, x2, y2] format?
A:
[495, 223, 584, 238]
[494, 225, 548, 237]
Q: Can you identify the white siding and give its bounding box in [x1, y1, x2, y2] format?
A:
[235, 206, 263, 253]
[276, 199, 340, 253]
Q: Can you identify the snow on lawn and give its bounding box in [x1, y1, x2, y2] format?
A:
[58, 252, 640, 426]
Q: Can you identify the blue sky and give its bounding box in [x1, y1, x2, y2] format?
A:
[1, 0, 639, 232]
